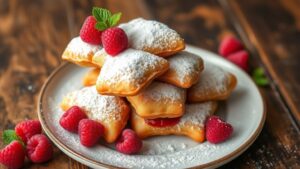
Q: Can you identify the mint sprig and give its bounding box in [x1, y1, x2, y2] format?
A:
[92, 7, 122, 31]
[2, 130, 24, 146]
[252, 67, 269, 86]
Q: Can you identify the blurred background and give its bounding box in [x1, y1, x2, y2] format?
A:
[0, 0, 299, 168]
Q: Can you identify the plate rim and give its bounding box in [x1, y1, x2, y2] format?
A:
[37, 46, 267, 169]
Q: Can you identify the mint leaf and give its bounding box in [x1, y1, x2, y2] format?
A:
[92, 7, 102, 21]
[253, 67, 264, 77]
[255, 77, 269, 86]
[95, 22, 108, 31]
[101, 9, 111, 21]
[92, 7, 122, 30]
[252, 67, 269, 86]
[92, 7, 111, 22]
[2, 130, 24, 146]
[108, 12, 122, 27]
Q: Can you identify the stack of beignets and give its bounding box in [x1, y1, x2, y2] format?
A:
[60, 18, 237, 143]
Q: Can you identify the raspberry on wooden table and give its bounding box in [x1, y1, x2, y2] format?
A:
[26, 134, 53, 163]
[15, 120, 42, 143]
[219, 36, 243, 57]
[0, 141, 25, 169]
[227, 50, 249, 72]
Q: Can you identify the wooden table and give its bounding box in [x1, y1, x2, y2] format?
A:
[0, 0, 299, 168]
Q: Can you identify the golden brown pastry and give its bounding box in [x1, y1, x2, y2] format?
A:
[119, 18, 185, 57]
[131, 102, 218, 142]
[87, 51, 205, 88]
[127, 82, 186, 119]
[91, 49, 107, 67]
[187, 63, 237, 102]
[60, 86, 130, 143]
[82, 68, 101, 86]
[62, 37, 101, 67]
[158, 51, 204, 88]
[90, 18, 185, 67]
[96, 49, 169, 96]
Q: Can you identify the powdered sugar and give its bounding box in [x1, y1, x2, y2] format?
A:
[166, 51, 203, 83]
[191, 63, 229, 93]
[66, 37, 100, 58]
[141, 82, 185, 102]
[40, 46, 261, 168]
[64, 86, 122, 122]
[179, 102, 216, 126]
[46, 97, 227, 169]
[53, 131, 226, 169]
[98, 48, 168, 87]
[119, 18, 182, 51]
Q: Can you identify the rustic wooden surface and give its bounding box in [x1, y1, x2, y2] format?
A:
[0, 0, 299, 168]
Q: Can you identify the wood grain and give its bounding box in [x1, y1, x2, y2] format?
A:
[145, 0, 300, 168]
[0, 0, 148, 168]
[0, 0, 299, 168]
[0, 0, 82, 168]
[225, 0, 300, 123]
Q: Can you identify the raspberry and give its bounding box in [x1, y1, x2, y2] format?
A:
[0, 141, 25, 169]
[227, 50, 249, 72]
[219, 36, 243, 57]
[59, 106, 87, 132]
[101, 27, 128, 56]
[205, 116, 233, 144]
[78, 119, 104, 147]
[15, 120, 42, 143]
[116, 129, 142, 154]
[80, 16, 102, 45]
[145, 117, 181, 127]
[26, 134, 53, 163]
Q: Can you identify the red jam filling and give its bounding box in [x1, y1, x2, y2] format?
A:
[145, 117, 181, 127]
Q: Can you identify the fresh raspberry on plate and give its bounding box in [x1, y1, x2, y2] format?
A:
[78, 119, 105, 147]
[15, 120, 42, 143]
[59, 106, 87, 132]
[205, 116, 233, 144]
[102, 27, 128, 56]
[0, 141, 25, 169]
[116, 129, 143, 154]
[219, 36, 243, 57]
[26, 134, 53, 163]
[227, 50, 249, 72]
[80, 16, 102, 45]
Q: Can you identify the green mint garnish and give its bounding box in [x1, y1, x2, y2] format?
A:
[92, 7, 122, 31]
[252, 67, 269, 86]
[2, 130, 24, 146]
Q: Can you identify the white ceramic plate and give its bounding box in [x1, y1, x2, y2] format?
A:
[38, 46, 266, 169]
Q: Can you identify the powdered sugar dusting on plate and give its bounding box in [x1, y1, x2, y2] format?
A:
[66, 37, 100, 58]
[98, 48, 168, 87]
[55, 133, 226, 169]
[119, 18, 182, 51]
[47, 93, 229, 169]
[141, 82, 185, 102]
[46, 82, 225, 169]
[47, 111, 226, 169]
[167, 51, 203, 83]
[63, 86, 122, 122]
[40, 46, 264, 169]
